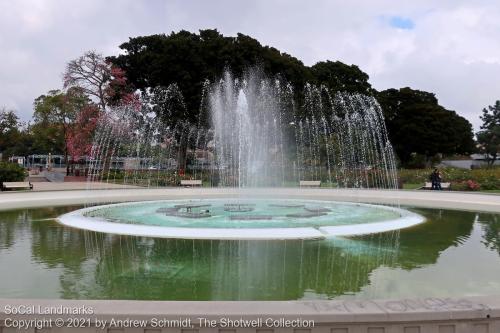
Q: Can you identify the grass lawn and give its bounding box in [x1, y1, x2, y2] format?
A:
[402, 183, 423, 190]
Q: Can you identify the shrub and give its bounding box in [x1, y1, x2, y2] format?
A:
[450, 181, 467, 191]
[480, 177, 500, 190]
[0, 161, 27, 183]
[406, 153, 427, 169]
[466, 180, 480, 191]
[430, 154, 442, 166]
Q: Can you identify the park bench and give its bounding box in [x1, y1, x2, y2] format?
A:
[299, 180, 321, 187]
[423, 182, 451, 190]
[180, 179, 202, 187]
[1, 181, 33, 191]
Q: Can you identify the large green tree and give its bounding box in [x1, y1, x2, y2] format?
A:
[310, 61, 372, 94]
[0, 108, 34, 157]
[32, 89, 91, 163]
[477, 100, 500, 166]
[6, 30, 475, 171]
[110, 30, 310, 121]
[110, 31, 476, 167]
[377, 87, 475, 166]
[109, 30, 375, 123]
[0, 108, 21, 155]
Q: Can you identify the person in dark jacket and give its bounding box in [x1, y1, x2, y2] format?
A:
[430, 168, 442, 190]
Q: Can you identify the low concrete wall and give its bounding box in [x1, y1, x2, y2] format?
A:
[1, 188, 500, 331]
[1, 297, 499, 332]
[442, 159, 500, 169]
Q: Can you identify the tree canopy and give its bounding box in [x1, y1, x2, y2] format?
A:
[377, 87, 475, 165]
[109, 29, 317, 122]
[310, 61, 372, 94]
[477, 100, 500, 165]
[32, 89, 93, 160]
[109, 30, 374, 122]
[0, 29, 478, 169]
[108, 30, 475, 167]
[0, 107, 35, 157]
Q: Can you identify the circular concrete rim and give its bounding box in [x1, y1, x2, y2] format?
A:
[57, 199, 425, 240]
[1, 188, 499, 213]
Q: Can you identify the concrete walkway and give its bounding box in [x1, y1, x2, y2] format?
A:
[16, 181, 141, 192]
[1, 187, 500, 213]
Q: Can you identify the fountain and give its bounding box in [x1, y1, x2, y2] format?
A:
[207, 70, 398, 189]
[58, 68, 423, 240]
[82, 69, 397, 190]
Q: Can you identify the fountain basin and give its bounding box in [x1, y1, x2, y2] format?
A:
[2, 189, 500, 302]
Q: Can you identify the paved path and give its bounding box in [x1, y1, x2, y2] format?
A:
[20, 181, 140, 191]
[1, 187, 500, 213]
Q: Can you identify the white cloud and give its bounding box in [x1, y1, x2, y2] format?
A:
[0, 0, 499, 131]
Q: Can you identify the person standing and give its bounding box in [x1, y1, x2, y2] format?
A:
[430, 168, 442, 190]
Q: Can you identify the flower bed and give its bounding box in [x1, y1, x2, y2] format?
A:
[398, 167, 500, 191]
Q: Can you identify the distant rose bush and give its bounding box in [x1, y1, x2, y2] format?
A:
[466, 180, 480, 191]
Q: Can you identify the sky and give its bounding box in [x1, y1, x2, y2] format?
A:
[1, 0, 500, 131]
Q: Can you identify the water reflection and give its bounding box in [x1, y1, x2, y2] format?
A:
[0, 206, 498, 300]
[478, 213, 500, 255]
[390, 209, 475, 269]
[0, 210, 24, 250]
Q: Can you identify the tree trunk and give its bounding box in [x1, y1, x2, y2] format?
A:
[63, 123, 69, 175]
[490, 154, 498, 167]
[178, 142, 188, 174]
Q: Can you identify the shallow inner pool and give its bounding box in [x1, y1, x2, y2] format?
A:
[84, 199, 403, 228]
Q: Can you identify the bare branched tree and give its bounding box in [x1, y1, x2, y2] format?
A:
[63, 51, 111, 110]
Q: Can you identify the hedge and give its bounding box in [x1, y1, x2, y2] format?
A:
[0, 161, 27, 183]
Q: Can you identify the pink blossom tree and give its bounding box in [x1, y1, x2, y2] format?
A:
[66, 104, 101, 161]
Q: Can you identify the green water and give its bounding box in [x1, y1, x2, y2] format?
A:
[0, 205, 499, 300]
